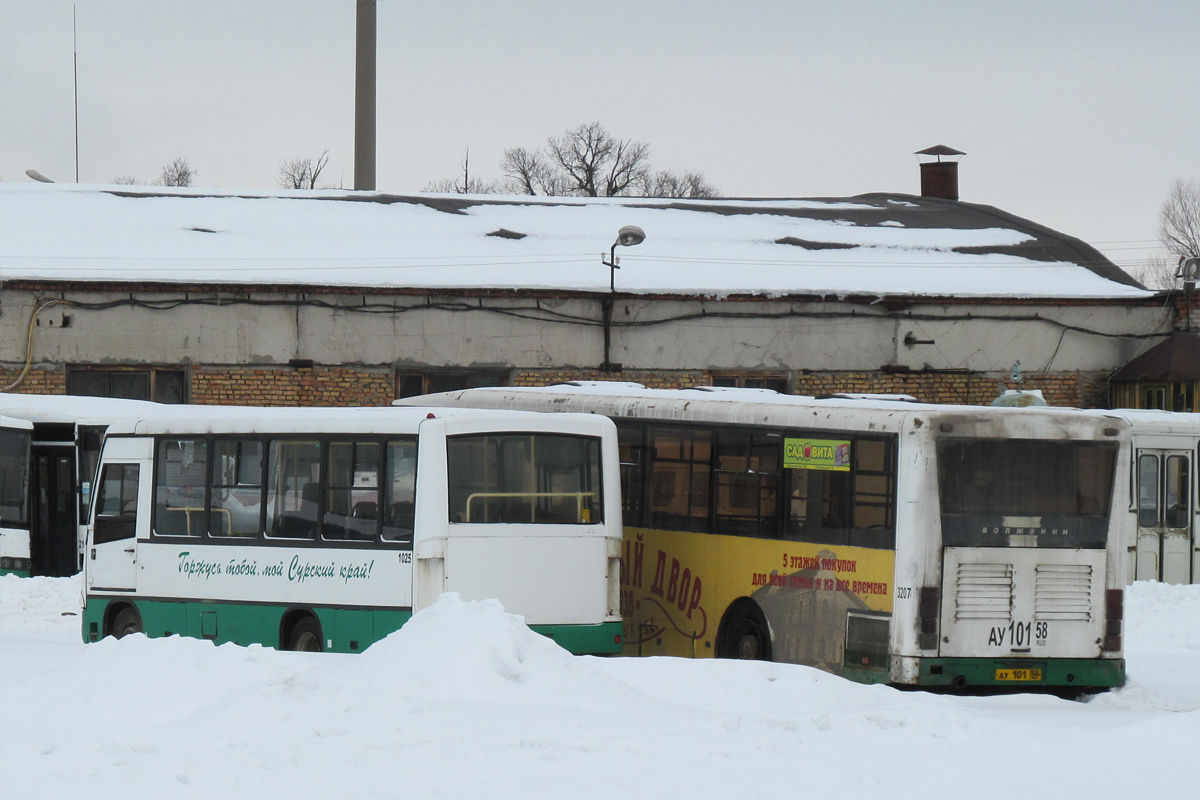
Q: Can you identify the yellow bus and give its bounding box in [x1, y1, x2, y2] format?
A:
[399, 383, 1129, 692]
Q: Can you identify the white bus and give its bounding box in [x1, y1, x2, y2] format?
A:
[1, 394, 180, 577]
[0, 415, 34, 576]
[1102, 409, 1200, 584]
[82, 405, 623, 654]
[398, 383, 1130, 692]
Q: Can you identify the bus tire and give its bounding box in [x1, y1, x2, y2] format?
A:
[286, 616, 324, 652]
[111, 606, 143, 639]
[716, 601, 772, 661]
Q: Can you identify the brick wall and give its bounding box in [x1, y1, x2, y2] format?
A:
[0, 368, 67, 395]
[792, 370, 1110, 408]
[190, 367, 394, 407]
[0, 364, 1114, 409]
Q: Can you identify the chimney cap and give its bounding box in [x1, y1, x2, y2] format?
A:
[915, 144, 966, 159]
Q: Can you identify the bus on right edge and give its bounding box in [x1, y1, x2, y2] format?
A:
[398, 384, 1129, 693]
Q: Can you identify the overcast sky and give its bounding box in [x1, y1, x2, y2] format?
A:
[3, 1, 1198, 278]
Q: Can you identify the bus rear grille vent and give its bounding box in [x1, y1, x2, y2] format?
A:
[1034, 564, 1093, 621]
[955, 563, 1013, 621]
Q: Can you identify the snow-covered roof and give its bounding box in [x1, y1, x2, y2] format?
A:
[0, 182, 1150, 299]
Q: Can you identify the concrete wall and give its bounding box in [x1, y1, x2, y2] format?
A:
[0, 285, 1174, 407]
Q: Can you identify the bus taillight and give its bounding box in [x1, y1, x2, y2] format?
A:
[1103, 588, 1123, 652]
[918, 586, 940, 650]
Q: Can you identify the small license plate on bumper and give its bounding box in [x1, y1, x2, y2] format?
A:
[995, 668, 1043, 682]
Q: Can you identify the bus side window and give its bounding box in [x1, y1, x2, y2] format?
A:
[648, 427, 711, 533]
[210, 439, 264, 538]
[382, 438, 417, 542]
[617, 423, 647, 528]
[154, 439, 207, 537]
[94, 463, 140, 544]
[267, 440, 321, 540]
[324, 440, 381, 541]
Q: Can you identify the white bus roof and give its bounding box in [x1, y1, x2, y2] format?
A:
[100, 404, 613, 437]
[0, 414, 34, 432]
[0, 393, 183, 426]
[1099, 408, 1200, 435]
[395, 382, 1129, 436]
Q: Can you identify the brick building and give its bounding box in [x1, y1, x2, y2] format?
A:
[0, 168, 1174, 410]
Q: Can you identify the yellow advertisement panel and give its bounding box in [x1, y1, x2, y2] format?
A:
[619, 526, 895, 674]
[783, 438, 851, 471]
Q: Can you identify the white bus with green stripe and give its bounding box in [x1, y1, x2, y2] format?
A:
[82, 405, 624, 654]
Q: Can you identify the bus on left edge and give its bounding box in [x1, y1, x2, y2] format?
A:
[0, 415, 33, 576]
[1, 393, 183, 578]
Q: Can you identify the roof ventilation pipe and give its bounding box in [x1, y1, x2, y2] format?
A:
[915, 145, 965, 201]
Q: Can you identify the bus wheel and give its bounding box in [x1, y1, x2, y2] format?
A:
[287, 617, 324, 652]
[111, 607, 143, 639]
[717, 602, 772, 661]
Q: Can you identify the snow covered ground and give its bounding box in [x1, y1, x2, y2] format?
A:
[1, 577, 1197, 800]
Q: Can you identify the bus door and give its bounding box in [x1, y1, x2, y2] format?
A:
[30, 444, 78, 577]
[87, 462, 142, 592]
[1135, 450, 1192, 583]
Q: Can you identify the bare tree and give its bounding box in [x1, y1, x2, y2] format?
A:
[639, 169, 720, 199]
[500, 146, 561, 195]
[1133, 253, 1179, 290]
[1160, 179, 1200, 262]
[112, 175, 140, 185]
[546, 121, 649, 197]
[278, 150, 331, 190]
[155, 157, 195, 187]
[428, 122, 719, 198]
[423, 150, 498, 194]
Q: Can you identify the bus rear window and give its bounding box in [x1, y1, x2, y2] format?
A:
[937, 439, 1117, 548]
[447, 434, 603, 524]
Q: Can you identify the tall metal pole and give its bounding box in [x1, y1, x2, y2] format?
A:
[353, 0, 377, 191]
[73, 4, 79, 182]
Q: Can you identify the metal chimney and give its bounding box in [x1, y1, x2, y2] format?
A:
[354, 0, 377, 191]
[915, 145, 965, 201]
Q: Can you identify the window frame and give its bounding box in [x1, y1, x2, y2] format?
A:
[615, 419, 898, 550]
[149, 434, 417, 550]
[68, 366, 188, 404]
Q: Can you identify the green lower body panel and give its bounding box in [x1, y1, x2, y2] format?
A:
[529, 621, 624, 655]
[81, 598, 407, 653]
[917, 656, 1126, 690]
[82, 597, 622, 656]
[0, 568, 32, 578]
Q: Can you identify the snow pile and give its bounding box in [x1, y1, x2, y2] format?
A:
[0, 573, 82, 639]
[1, 581, 1199, 798]
[355, 593, 633, 706]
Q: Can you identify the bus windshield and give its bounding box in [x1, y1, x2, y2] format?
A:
[937, 438, 1117, 548]
[447, 433, 603, 524]
[0, 429, 31, 527]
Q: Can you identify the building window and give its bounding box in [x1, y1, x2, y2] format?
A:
[708, 372, 789, 393]
[68, 367, 187, 403]
[396, 370, 506, 399]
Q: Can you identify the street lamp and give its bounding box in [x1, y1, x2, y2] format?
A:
[602, 225, 646, 291]
[599, 225, 646, 372]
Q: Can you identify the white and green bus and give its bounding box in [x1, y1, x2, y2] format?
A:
[0, 415, 34, 576]
[82, 405, 623, 654]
